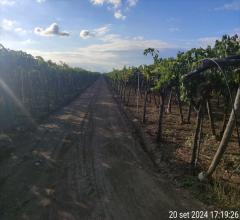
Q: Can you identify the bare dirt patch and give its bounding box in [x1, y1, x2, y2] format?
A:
[0, 78, 205, 220]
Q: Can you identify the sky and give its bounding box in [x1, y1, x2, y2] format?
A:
[0, 0, 239, 72]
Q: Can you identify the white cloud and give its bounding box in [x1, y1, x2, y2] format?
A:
[34, 23, 70, 37]
[1, 19, 27, 35]
[26, 34, 174, 72]
[21, 39, 35, 45]
[36, 0, 46, 3]
[94, 25, 111, 36]
[80, 25, 110, 39]
[0, 39, 36, 52]
[215, 0, 240, 11]
[14, 27, 27, 34]
[0, 19, 32, 50]
[80, 30, 93, 39]
[114, 10, 126, 20]
[82, 35, 171, 52]
[0, 0, 15, 6]
[1, 19, 16, 31]
[133, 36, 143, 40]
[90, 0, 138, 20]
[91, 0, 121, 8]
[127, 0, 138, 7]
[28, 24, 174, 71]
[1, 39, 35, 46]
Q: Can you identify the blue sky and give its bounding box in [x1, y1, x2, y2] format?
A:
[0, 0, 239, 72]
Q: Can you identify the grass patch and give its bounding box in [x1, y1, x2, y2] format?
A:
[178, 175, 240, 209]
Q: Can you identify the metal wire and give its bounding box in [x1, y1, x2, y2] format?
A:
[205, 58, 240, 147]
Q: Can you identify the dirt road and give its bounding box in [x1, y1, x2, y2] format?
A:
[0, 77, 204, 220]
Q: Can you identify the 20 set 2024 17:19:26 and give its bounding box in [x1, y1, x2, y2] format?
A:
[169, 210, 239, 219]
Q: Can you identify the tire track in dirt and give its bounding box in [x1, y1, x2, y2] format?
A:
[0, 77, 206, 220]
[47, 81, 102, 220]
[0, 80, 100, 220]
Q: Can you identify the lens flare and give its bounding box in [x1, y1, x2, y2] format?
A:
[0, 78, 36, 125]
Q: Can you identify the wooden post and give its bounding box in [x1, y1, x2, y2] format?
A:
[206, 98, 216, 137]
[142, 89, 148, 123]
[187, 99, 192, 123]
[203, 86, 240, 179]
[157, 92, 165, 141]
[166, 88, 173, 114]
[176, 87, 184, 124]
[191, 100, 203, 168]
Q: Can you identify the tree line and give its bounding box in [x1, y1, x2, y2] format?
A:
[0, 45, 99, 129]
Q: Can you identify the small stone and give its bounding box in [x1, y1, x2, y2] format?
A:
[11, 154, 18, 160]
[0, 134, 14, 157]
[34, 160, 42, 166]
[0, 134, 12, 147]
[40, 198, 51, 207]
